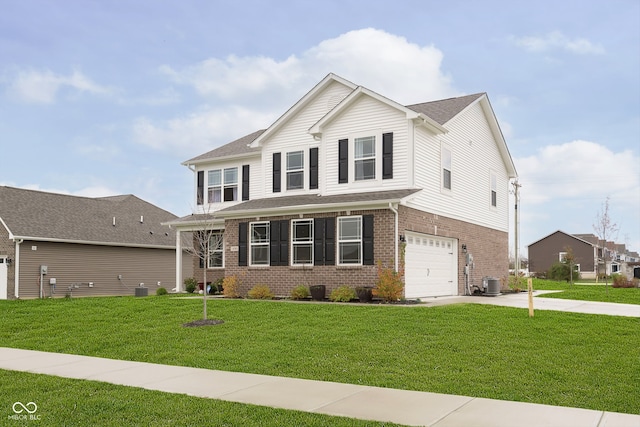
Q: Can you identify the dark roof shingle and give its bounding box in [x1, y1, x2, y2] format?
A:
[183, 129, 265, 164]
[0, 186, 179, 247]
[406, 93, 484, 125]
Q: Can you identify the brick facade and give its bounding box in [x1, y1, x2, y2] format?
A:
[191, 205, 508, 297]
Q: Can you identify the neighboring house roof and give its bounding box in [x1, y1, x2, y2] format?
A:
[183, 129, 265, 166]
[0, 186, 179, 248]
[166, 189, 421, 225]
[405, 93, 485, 125]
[527, 230, 597, 248]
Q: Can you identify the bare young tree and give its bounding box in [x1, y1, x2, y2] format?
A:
[181, 212, 224, 320]
[593, 196, 619, 294]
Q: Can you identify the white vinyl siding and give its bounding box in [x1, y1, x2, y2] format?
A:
[322, 96, 409, 194]
[410, 101, 510, 232]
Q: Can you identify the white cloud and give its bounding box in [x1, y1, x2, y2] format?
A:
[145, 28, 459, 151]
[133, 106, 277, 152]
[510, 31, 605, 55]
[5, 68, 113, 104]
[516, 140, 639, 206]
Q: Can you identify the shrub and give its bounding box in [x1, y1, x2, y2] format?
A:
[507, 274, 526, 292]
[222, 275, 241, 298]
[329, 286, 356, 302]
[373, 262, 404, 302]
[290, 285, 309, 300]
[612, 274, 635, 288]
[156, 287, 168, 296]
[548, 262, 580, 282]
[247, 284, 274, 299]
[184, 277, 197, 294]
[213, 278, 224, 294]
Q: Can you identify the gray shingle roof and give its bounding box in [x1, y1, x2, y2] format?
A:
[183, 129, 265, 165]
[406, 93, 485, 125]
[0, 186, 179, 248]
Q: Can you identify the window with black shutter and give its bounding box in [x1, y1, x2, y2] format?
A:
[269, 220, 289, 266]
[382, 132, 393, 179]
[362, 215, 374, 265]
[242, 165, 250, 201]
[238, 222, 248, 266]
[273, 152, 281, 193]
[338, 139, 348, 184]
[309, 147, 319, 189]
[197, 171, 204, 205]
[314, 217, 335, 266]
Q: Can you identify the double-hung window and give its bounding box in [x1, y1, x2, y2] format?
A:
[354, 136, 376, 181]
[441, 146, 452, 190]
[338, 216, 362, 265]
[292, 219, 313, 265]
[250, 222, 269, 266]
[286, 151, 304, 190]
[490, 172, 497, 207]
[207, 167, 238, 203]
[208, 232, 224, 268]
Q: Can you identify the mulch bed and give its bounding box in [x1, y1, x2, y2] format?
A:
[182, 319, 225, 327]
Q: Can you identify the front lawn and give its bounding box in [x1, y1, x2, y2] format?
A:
[0, 297, 638, 415]
[531, 278, 640, 304]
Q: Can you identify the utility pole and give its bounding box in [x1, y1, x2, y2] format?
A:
[513, 180, 521, 275]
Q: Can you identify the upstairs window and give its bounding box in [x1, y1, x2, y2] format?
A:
[207, 167, 238, 203]
[354, 136, 376, 181]
[286, 151, 304, 190]
[490, 172, 497, 207]
[441, 146, 452, 190]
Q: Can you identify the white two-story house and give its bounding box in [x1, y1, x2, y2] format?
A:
[166, 74, 518, 298]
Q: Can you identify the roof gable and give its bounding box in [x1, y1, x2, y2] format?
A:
[0, 186, 179, 248]
[528, 230, 596, 248]
[406, 93, 484, 125]
[183, 129, 264, 166]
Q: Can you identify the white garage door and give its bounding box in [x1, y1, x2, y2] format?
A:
[404, 232, 457, 298]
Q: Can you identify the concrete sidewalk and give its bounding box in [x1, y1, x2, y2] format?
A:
[1, 347, 638, 427]
[421, 291, 640, 317]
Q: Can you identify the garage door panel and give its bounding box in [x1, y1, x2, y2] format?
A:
[405, 233, 457, 298]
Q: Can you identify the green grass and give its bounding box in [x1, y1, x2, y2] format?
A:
[531, 278, 640, 304]
[0, 369, 401, 427]
[0, 297, 638, 415]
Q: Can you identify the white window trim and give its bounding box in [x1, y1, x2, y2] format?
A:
[207, 232, 224, 269]
[490, 170, 497, 208]
[441, 143, 452, 193]
[348, 130, 383, 186]
[291, 219, 313, 266]
[249, 221, 270, 267]
[337, 215, 363, 266]
[286, 151, 305, 191]
[559, 251, 567, 262]
[207, 167, 238, 204]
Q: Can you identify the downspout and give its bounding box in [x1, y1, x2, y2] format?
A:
[389, 203, 399, 272]
[175, 229, 182, 293]
[14, 239, 23, 299]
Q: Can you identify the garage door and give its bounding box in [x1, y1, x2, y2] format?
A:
[404, 232, 457, 298]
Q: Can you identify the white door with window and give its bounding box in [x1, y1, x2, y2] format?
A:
[404, 232, 457, 298]
[0, 257, 7, 300]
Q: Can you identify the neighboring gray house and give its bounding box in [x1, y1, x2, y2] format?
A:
[166, 73, 518, 298]
[0, 186, 193, 299]
[528, 231, 598, 278]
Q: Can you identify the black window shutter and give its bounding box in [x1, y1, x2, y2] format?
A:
[273, 153, 281, 193]
[309, 147, 319, 190]
[313, 219, 325, 265]
[382, 132, 393, 179]
[362, 215, 374, 265]
[242, 165, 250, 201]
[324, 218, 335, 265]
[338, 139, 348, 184]
[238, 222, 248, 266]
[197, 171, 204, 205]
[270, 220, 289, 266]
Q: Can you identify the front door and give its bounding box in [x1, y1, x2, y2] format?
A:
[0, 257, 7, 300]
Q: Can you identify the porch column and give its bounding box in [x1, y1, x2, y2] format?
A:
[175, 229, 182, 292]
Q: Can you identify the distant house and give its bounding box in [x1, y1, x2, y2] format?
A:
[165, 73, 517, 298]
[528, 231, 597, 278]
[0, 186, 193, 299]
[529, 231, 638, 279]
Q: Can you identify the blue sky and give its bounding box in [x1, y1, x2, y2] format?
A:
[1, 0, 639, 257]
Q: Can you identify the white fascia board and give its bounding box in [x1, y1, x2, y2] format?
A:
[478, 96, 518, 179]
[0, 217, 12, 238]
[181, 151, 260, 167]
[251, 73, 358, 148]
[162, 218, 226, 231]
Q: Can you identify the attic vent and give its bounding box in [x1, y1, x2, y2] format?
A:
[140, 216, 144, 223]
[326, 94, 346, 112]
